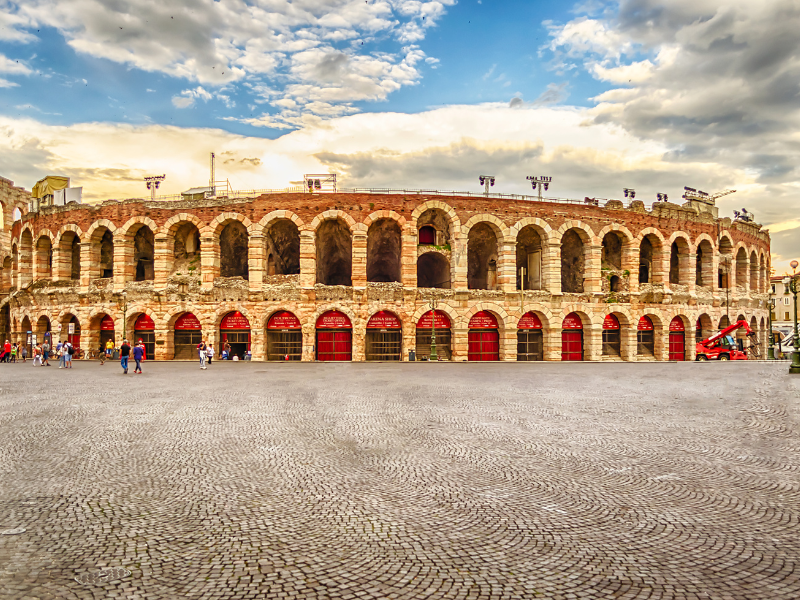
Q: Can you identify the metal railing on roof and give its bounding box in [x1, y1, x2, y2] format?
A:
[120, 186, 655, 210]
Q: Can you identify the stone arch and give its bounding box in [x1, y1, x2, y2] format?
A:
[668, 233, 691, 285]
[164, 215, 204, 280]
[34, 231, 54, 280]
[636, 228, 666, 285]
[467, 218, 505, 290]
[558, 224, 593, 294]
[218, 219, 250, 279]
[85, 219, 117, 241]
[118, 217, 158, 282]
[417, 251, 451, 289]
[410, 303, 459, 329]
[86, 220, 116, 280]
[316, 217, 352, 286]
[363, 210, 406, 230]
[309, 210, 358, 234]
[366, 217, 402, 283]
[508, 306, 555, 332]
[206, 212, 253, 238]
[460, 303, 510, 330]
[259, 214, 301, 278]
[749, 249, 759, 292]
[694, 234, 715, 288]
[18, 227, 33, 287]
[734, 245, 748, 289]
[117, 216, 159, 240]
[512, 219, 551, 291]
[56, 225, 83, 281]
[410, 200, 461, 240]
[637, 311, 665, 360]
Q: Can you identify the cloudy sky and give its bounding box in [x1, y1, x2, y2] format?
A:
[0, 0, 798, 271]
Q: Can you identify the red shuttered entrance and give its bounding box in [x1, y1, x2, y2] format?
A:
[668, 317, 686, 361]
[561, 312, 583, 361]
[468, 311, 499, 361]
[316, 311, 352, 362]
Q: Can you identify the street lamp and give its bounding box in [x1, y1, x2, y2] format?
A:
[782, 259, 799, 374]
[479, 175, 495, 197]
[119, 291, 128, 342]
[429, 298, 438, 362]
[768, 295, 776, 360]
[145, 175, 166, 201]
[527, 176, 551, 201]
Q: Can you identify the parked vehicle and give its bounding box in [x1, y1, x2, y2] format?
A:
[695, 320, 760, 361]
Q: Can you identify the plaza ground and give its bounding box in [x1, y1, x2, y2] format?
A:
[0, 361, 798, 599]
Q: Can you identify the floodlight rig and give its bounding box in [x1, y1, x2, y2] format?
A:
[304, 173, 337, 193]
[656, 193, 668, 202]
[623, 188, 636, 199]
[479, 175, 496, 197]
[527, 176, 551, 201]
[682, 187, 736, 205]
[144, 175, 166, 201]
[734, 208, 754, 223]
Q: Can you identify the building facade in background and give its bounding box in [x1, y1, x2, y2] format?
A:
[0, 177, 771, 362]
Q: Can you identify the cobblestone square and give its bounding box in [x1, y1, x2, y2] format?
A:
[0, 361, 798, 599]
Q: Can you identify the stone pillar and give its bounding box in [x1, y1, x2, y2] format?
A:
[451, 234, 468, 290]
[501, 325, 516, 361]
[351, 230, 367, 288]
[79, 241, 92, 291]
[53, 243, 67, 281]
[585, 244, 602, 294]
[686, 252, 697, 296]
[452, 325, 468, 361]
[250, 326, 265, 361]
[248, 233, 264, 292]
[498, 240, 517, 293]
[155, 324, 170, 360]
[17, 245, 32, 289]
[621, 323, 637, 362]
[154, 235, 170, 291]
[401, 228, 417, 288]
[624, 243, 640, 294]
[200, 235, 217, 291]
[299, 231, 316, 288]
[302, 326, 315, 361]
[544, 242, 562, 294]
[544, 325, 561, 361]
[583, 324, 600, 361]
[113, 238, 133, 292]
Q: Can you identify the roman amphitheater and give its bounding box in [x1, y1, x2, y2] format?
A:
[0, 176, 770, 362]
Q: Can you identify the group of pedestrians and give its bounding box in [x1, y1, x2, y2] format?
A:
[1, 339, 76, 367]
[117, 339, 146, 374]
[197, 341, 214, 369]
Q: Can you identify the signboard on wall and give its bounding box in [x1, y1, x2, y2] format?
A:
[518, 312, 543, 330]
[562, 313, 583, 330]
[468, 311, 499, 329]
[417, 310, 451, 329]
[175, 313, 202, 330]
[366, 311, 401, 329]
[134, 314, 155, 330]
[220, 311, 251, 330]
[100, 315, 115, 331]
[638, 316, 655, 331]
[669, 317, 685, 332]
[602, 314, 620, 330]
[68, 323, 75, 334]
[316, 311, 352, 329]
[268, 311, 302, 330]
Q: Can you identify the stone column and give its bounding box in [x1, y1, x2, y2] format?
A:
[686, 252, 697, 296]
[351, 230, 368, 288]
[544, 325, 561, 361]
[200, 235, 217, 291]
[451, 234, 468, 290]
[113, 238, 133, 292]
[154, 235, 170, 291]
[248, 233, 264, 293]
[299, 231, 316, 288]
[302, 326, 316, 361]
[498, 240, 517, 293]
[544, 242, 562, 294]
[401, 228, 417, 288]
[585, 244, 602, 294]
[623, 242, 639, 294]
[501, 325, 516, 361]
[79, 241, 93, 291]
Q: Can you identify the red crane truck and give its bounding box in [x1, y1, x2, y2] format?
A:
[695, 320, 760, 361]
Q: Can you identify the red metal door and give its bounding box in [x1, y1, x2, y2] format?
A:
[561, 331, 583, 361]
[669, 331, 685, 361]
[468, 330, 499, 361]
[317, 330, 352, 361]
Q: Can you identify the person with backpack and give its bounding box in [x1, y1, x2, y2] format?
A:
[11, 343, 18, 363]
[65, 342, 74, 368]
[42, 340, 50, 366]
[20, 344, 27, 362]
[132, 342, 144, 374]
[32, 344, 42, 366]
[197, 340, 208, 369]
[119, 339, 131, 374]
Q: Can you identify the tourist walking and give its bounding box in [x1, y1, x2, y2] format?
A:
[1, 340, 10, 363]
[198, 340, 208, 369]
[20, 344, 27, 362]
[207, 344, 214, 365]
[42, 340, 50, 366]
[105, 338, 115, 359]
[119, 339, 131, 374]
[57, 341, 65, 368]
[132, 342, 144, 374]
[65, 342, 74, 368]
[32, 343, 42, 366]
[11, 343, 17, 363]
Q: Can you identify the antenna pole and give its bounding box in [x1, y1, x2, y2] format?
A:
[210, 153, 216, 197]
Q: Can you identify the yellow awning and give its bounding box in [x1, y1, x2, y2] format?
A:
[32, 175, 70, 198]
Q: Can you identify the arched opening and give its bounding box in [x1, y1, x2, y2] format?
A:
[735, 313, 748, 351]
[749, 251, 759, 291]
[90, 228, 114, 279]
[669, 317, 686, 361]
[367, 219, 401, 283]
[759, 255, 767, 294]
[517, 312, 543, 361]
[266, 311, 302, 361]
[365, 311, 402, 361]
[719, 315, 730, 329]
[21, 316, 32, 355]
[602, 314, 621, 357]
[19, 230, 33, 286]
[417, 253, 451, 289]
[57, 231, 81, 281]
[12, 207, 22, 222]
[97, 314, 116, 354]
[561, 229, 585, 293]
[468, 311, 500, 361]
[63, 314, 81, 351]
[601, 232, 622, 269]
[749, 316, 759, 356]
[35, 236, 52, 280]
[1, 256, 11, 291]
[418, 226, 436, 245]
[0, 304, 10, 345]
[417, 209, 451, 247]
[316, 219, 352, 286]
[696, 240, 713, 287]
[517, 226, 543, 290]
[174, 312, 202, 359]
[669, 239, 689, 285]
[609, 275, 621, 292]
[415, 310, 451, 361]
[172, 221, 202, 277]
[561, 313, 583, 361]
[265, 219, 300, 277]
[718, 237, 733, 289]
[220, 311, 251, 360]
[36, 316, 51, 349]
[638, 235, 661, 284]
[133, 314, 155, 360]
[735, 247, 748, 289]
[133, 225, 155, 281]
[219, 221, 249, 279]
[637, 316, 655, 357]
[696, 314, 713, 345]
[316, 311, 352, 361]
[468, 223, 498, 290]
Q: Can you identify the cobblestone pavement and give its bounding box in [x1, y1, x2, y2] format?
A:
[0, 361, 798, 600]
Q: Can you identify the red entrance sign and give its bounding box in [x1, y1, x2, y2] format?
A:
[221, 311, 251, 330]
[418, 310, 451, 329]
[268, 311, 301, 330]
[669, 316, 685, 332]
[603, 314, 620, 330]
[175, 313, 201, 330]
[367, 311, 401, 329]
[316, 311, 352, 329]
[100, 315, 115, 331]
[563, 313, 583, 330]
[638, 316, 654, 331]
[518, 312, 543, 330]
[469, 311, 498, 329]
[134, 314, 155, 330]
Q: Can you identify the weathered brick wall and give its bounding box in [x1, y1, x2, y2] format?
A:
[1, 192, 770, 362]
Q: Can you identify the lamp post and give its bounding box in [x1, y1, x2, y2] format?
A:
[119, 291, 128, 342]
[429, 298, 438, 362]
[783, 260, 799, 374]
[479, 176, 495, 197]
[768, 295, 775, 360]
[144, 175, 166, 201]
[527, 176, 551, 201]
